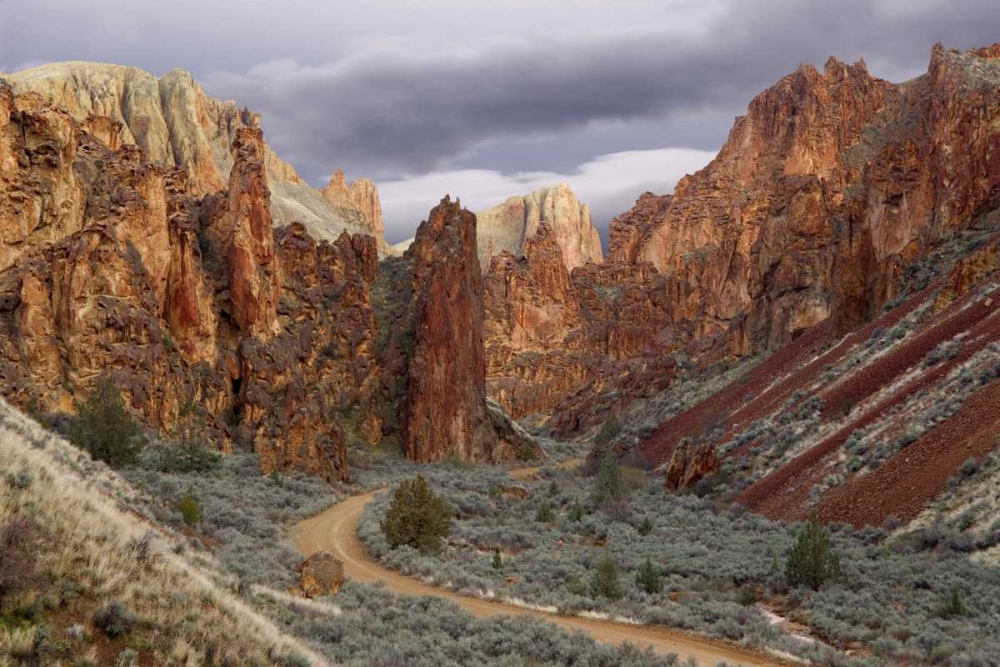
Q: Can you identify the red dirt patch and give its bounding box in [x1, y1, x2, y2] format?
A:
[818, 377, 1000, 527]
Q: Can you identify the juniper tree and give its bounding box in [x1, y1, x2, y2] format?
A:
[785, 512, 842, 590]
[381, 475, 453, 554]
[68, 377, 145, 467]
[591, 455, 628, 506]
[635, 556, 663, 594]
[590, 552, 623, 600]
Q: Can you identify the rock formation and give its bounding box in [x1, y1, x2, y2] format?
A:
[5, 62, 387, 250]
[484, 43, 1000, 433]
[296, 551, 345, 598]
[476, 184, 603, 271]
[0, 80, 381, 483]
[663, 440, 721, 491]
[403, 197, 502, 462]
[322, 169, 386, 244]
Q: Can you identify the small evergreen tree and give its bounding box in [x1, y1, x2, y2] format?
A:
[635, 556, 663, 594]
[380, 475, 453, 554]
[939, 587, 966, 618]
[590, 552, 623, 600]
[591, 455, 628, 506]
[492, 548, 504, 570]
[535, 503, 555, 523]
[568, 498, 584, 522]
[785, 512, 842, 590]
[68, 378, 145, 467]
[638, 516, 654, 536]
[547, 480, 559, 498]
[177, 488, 202, 526]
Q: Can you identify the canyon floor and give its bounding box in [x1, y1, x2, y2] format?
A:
[290, 470, 783, 667]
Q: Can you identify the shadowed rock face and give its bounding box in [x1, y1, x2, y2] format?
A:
[0, 81, 383, 483]
[476, 184, 603, 272]
[403, 196, 501, 462]
[5, 62, 387, 250]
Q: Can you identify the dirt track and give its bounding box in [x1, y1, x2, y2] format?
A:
[290, 463, 784, 666]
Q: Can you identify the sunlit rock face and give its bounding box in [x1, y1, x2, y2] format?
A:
[6, 62, 387, 249]
[476, 184, 603, 272]
[0, 80, 392, 483]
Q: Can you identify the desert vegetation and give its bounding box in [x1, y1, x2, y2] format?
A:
[358, 457, 1000, 666]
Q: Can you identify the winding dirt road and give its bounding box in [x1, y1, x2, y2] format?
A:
[290, 465, 784, 666]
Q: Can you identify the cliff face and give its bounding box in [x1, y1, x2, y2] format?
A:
[403, 197, 508, 462]
[0, 81, 381, 483]
[483, 44, 1000, 431]
[476, 184, 603, 271]
[321, 168, 388, 252]
[5, 62, 387, 250]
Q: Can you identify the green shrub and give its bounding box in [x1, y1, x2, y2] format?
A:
[637, 516, 653, 536]
[380, 475, 452, 554]
[115, 648, 139, 667]
[591, 455, 628, 506]
[68, 378, 145, 467]
[590, 552, 623, 600]
[786, 512, 842, 590]
[177, 489, 202, 526]
[535, 503, 554, 523]
[938, 587, 966, 618]
[492, 548, 503, 570]
[5, 468, 32, 491]
[568, 498, 584, 522]
[635, 557, 663, 595]
[155, 439, 221, 474]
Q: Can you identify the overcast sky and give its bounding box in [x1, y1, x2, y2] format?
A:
[3, 0, 999, 243]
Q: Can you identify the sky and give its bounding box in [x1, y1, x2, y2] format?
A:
[3, 0, 999, 243]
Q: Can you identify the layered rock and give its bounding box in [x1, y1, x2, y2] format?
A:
[403, 197, 501, 462]
[476, 184, 603, 271]
[0, 80, 380, 483]
[5, 62, 386, 248]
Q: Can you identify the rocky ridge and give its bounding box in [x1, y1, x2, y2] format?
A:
[4, 62, 389, 251]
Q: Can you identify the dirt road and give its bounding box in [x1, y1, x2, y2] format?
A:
[290, 467, 784, 666]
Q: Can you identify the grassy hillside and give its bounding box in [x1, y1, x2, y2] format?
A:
[0, 398, 329, 667]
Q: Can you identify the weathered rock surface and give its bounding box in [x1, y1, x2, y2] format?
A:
[0, 80, 380, 483]
[321, 169, 386, 246]
[477, 184, 603, 271]
[403, 197, 502, 462]
[296, 551, 345, 597]
[5, 62, 387, 249]
[484, 43, 1000, 432]
[664, 440, 721, 491]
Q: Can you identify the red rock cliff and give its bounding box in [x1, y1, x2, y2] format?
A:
[403, 196, 501, 462]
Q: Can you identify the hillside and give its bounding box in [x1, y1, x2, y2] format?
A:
[0, 397, 328, 666]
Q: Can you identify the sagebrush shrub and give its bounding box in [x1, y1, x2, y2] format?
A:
[93, 600, 138, 638]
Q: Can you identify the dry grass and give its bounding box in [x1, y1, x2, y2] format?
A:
[0, 398, 330, 667]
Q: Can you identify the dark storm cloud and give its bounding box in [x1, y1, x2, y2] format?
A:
[197, 0, 1000, 180]
[4, 0, 1000, 184]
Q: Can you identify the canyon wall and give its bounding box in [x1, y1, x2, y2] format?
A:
[0, 81, 383, 482]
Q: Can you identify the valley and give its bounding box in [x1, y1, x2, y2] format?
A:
[1, 28, 1000, 667]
